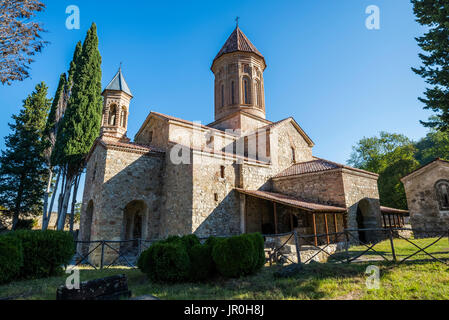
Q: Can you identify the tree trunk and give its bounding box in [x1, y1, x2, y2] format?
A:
[43, 170, 61, 230]
[69, 174, 80, 233]
[41, 168, 53, 230]
[12, 175, 25, 231]
[57, 174, 75, 231]
[55, 169, 66, 229]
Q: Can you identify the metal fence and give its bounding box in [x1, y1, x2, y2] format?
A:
[73, 227, 449, 270]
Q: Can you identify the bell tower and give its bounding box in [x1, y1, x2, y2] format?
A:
[211, 25, 267, 122]
[101, 67, 133, 141]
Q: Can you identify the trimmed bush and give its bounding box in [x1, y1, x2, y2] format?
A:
[188, 244, 214, 281]
[212, 234, 259, 278]
[139, 241, 190, 283]
[0, 234, 23, 284]
[13, 230, 75, 279]
[247, 233, 266, 272]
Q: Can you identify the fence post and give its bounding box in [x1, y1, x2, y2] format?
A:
[137, 238, 142, 257]
[100, 241, 105, 270]
[293, 231, 302, 267]
[389, 229, 397, 263]
[344, 230, 350, 264]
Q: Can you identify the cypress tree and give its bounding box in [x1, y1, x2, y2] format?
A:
[0, 82, 51, 229]
[412, 0, 449, 131]
[56, 23, 103, 230]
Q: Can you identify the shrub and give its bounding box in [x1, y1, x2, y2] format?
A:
[15, 219, 36, 230]
[0, 234, 23, 284]
[13, 230, 75, 279]
[212, 234, 260, 278]
[247, 233, 266, 271]
[188, 244, 214, 281]
[139, 241, 190, 283]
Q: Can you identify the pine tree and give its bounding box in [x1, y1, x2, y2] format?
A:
[55, 23, 103, 230]
[0, 82, 51, 229]
[412, 0, 449, 131]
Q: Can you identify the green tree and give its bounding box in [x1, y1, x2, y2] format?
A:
[415, 129, 449, 165]
[348, 132, 420, 210]
[0, 82, 51, 229]
[54, 23, 102, 230]
[412, 0, 449, 131]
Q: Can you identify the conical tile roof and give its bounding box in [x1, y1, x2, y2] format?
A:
[213, 27, 265, 66]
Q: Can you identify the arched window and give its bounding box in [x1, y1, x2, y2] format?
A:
[255, 80, 261, 107]
[291, 147, 296, 164]
[108, 104, 117, 126]
[435, 180, 449, 210]
[120, 108, 127, 128]
[231, 81, 235, 105]
[221, 84, 225, 107]
[243, 77, 251, 104]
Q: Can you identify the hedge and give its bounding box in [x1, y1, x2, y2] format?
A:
[13, 230, 75, 279]
[138, 233, 265, 282]
[138, 241, 190, 283]
[0, 234, 23, 284]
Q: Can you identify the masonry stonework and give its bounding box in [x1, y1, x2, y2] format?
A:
[402, 159, 449, 236]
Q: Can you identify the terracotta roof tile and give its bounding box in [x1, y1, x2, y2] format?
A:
[213, 27, 265, 66]
[236, 189, 347, 213]
[274, 158, 378, 179]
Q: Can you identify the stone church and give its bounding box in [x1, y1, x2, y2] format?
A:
[79, 26, 392, 259]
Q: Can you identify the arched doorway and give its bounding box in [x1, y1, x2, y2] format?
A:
[356, 198, 381, 243]
[121, 200, 148, 253]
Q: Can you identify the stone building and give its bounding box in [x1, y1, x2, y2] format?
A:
[401, 158, 449, 236]
[79, 26, 391, 263]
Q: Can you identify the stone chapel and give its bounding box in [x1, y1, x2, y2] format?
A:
[79, 26, 399, 259]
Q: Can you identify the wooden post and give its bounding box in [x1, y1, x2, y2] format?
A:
[334, 214, 338, 243]
[312, 213, 318, 247]
[387, 214, 392, 229]
[389, 229, 397, 262]
[293, 230, 302, 266]
[324, 214, 330, 245]
[273, 202, 278, 235]
[382, 214, 387, 228]
[290, 212, 294, 232]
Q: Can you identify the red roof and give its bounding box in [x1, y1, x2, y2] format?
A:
[235, 188, 347, 213]
[212, 27, 265, 68]
[274, 158, 378, 179]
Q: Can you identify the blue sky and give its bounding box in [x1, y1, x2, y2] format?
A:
[0, 1, 430, 173]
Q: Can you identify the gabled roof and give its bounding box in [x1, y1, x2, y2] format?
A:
[274, 158, 379, 179]
[401, 158, 449, 182]
[212, 27, 265, 68]
[258, 117, 315, 148]
[235, 189, 347, 213]
[103, 68, 133, 97]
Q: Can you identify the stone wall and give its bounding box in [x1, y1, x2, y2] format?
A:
[342, 169, 381, 232]
[191, 152, 240, 237]
[402, 161, 449, 235]
[272, 170, 346, 207]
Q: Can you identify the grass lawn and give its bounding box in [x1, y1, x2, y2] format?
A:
[1, 238, 448, 300]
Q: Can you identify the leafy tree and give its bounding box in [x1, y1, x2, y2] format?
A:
[348, 132, 420, 210]
[412, 0, 449, 131]
[0, 0, 47, 85]
[0, 82, 51, 229]
[54, 23, 102, 230]
[415, 129, 449, 165]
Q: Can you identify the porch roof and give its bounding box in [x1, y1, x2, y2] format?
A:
[235, 189, 347, 213]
